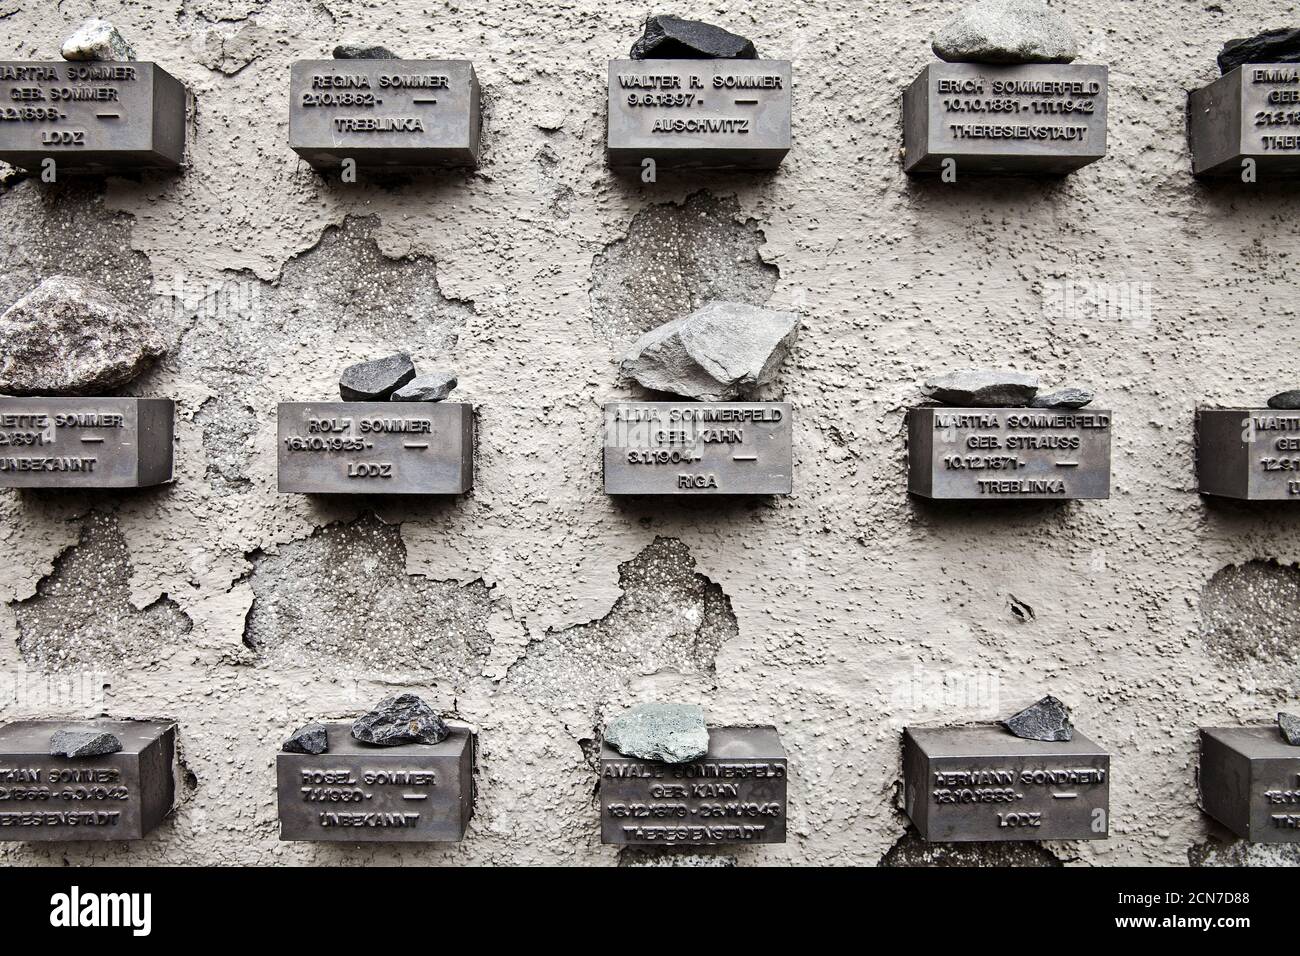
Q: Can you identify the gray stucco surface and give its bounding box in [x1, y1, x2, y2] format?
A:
[0, 0, 1298, 866]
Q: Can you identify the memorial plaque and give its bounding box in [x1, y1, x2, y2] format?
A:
[0, 719, 176, 841]
[1195, 407, 1300, 499]
[0, 62, 185, 171]
[277, 723, 473, 842]
[907, 406, 1111, 500]
[606, 58, 791, 169]
[1189, 64, 1300, 178]
[0, 397, 173, 489]
[903, 726, 1110, 842]
[600, 727, 786, 846]
[1200, 727, 1300, 842]
[289, 59, 481, 169]
[903, 62, 1108, 175]
[277, 401, 473, 495]
[603, 401, 792, 495]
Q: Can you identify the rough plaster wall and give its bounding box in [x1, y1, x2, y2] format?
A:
[0, 0, 1298, 866]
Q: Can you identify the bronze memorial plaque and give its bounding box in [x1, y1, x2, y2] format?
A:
[599, 727, 787, 846]
[1200, 727, 1300, 842]
[0, 397, 174, 489]
[908, 406, 1112, 500]
[277, 724, 473, 842]
[0, 61, 186, 171]
[1196, 407, 1300, 500]
[903, 62, 1108, 175]
[0, 720, 177, 841]
[1189, 64, 1300, 178]
[903, 726, 1110, 842]
[606, 58, 791, 169]
[289, 59, 481, 169]
[603, 401, 792, 495]
[277, 401, 473, 495]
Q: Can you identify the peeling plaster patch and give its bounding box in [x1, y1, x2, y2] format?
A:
[618, 847, 737, 866]
[589, 191, 779, 346]
[1200, 560, 1300, 665]
[506, 537, 736, 702]
[196, 396, 257, 493]
[1188, 837, 1300, 866]
[243, 514, 492, 677]
[196, 19, 272, 75]
[879, 830, 1064, 866]
[12, 513, 193, 669]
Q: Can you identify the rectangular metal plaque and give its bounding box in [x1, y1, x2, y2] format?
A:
[606, 58, 791, 169]
[903, 726, 1109, 842]
[907, 406, 1111, 500]
[0, 61, 185, 171]
[277, 724, 473, 842]
[1195, 407, 1300, 499]
[603, 401, 792, 495]
[0, 397, 173, 489]
[289, 59, 480, 168]
[1200, 727, 1300, 842]
[600, 727, 786, 845]
[903, 62, 1108, 175]
[1189, 64, 1300, 177]
[277, 401, 473, 495]
[0, 719, 176, 841]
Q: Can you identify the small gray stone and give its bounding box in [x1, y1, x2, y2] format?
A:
[1268, 390, 1300, 410]
[605, 703, 710, 763]
[1219, 29, 1300, 75]
[1280, 712, 1300, 746]
[61, 18, 136, 62]
[0, 275, 165, 396]
[620, 301, 799, 402]
[351, 693, 448, 747]
[392, 370, 457, 402]
[333, 44, 399, 60]
[933, 0, 1079, 65]
[1031, 386, 1094, 409]
[630, 15, 758, 60]
[282, 723, 329, 754]
[49, 729, 123, 758]
[922, 369, 1039, 407]
[1002, 695, 1073, 742]
[339, 353, 416, 401]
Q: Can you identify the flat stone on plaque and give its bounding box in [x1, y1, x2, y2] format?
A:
[0, 62, 186, 172]
[606, 59, 792, 169]
[0, 719, 176, 841]
[0, 397, 173, 489]
[600, 727, 787, 846]
[903, 726, 1110, 842]
[1199, 727, 1300, 842]
[907, 405, 1111, 500]
[277, 722, 474, 842]
[902, 62, 1108, 175]
[603, 401, 792, 495]
[1195, 407, 1300, 500]
[1189, 64, 1300, 178]
[276, 401, 473, 495]
[289, 59, 481, 169]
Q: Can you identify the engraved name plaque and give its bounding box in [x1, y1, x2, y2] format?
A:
[1200, 727, 1300, 842]
[1195, 408, 1300, 499]
[606, 59, 791, 169]
[0, 397, 174, 489]
[0, 719, 176, 841]
[903, 62, 1108, 175]
[903, 726, 1110, 842]
[907, 406, 1111, 500]
[0, 62, 186, 171]
[277, 401, 473, 495]
[277, 723, 473, 842]
[289, 60, 481, 169]
[600, 727, 787, 846]
[1189, 64, 1300, 178]
[603, 402, 792, 495]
